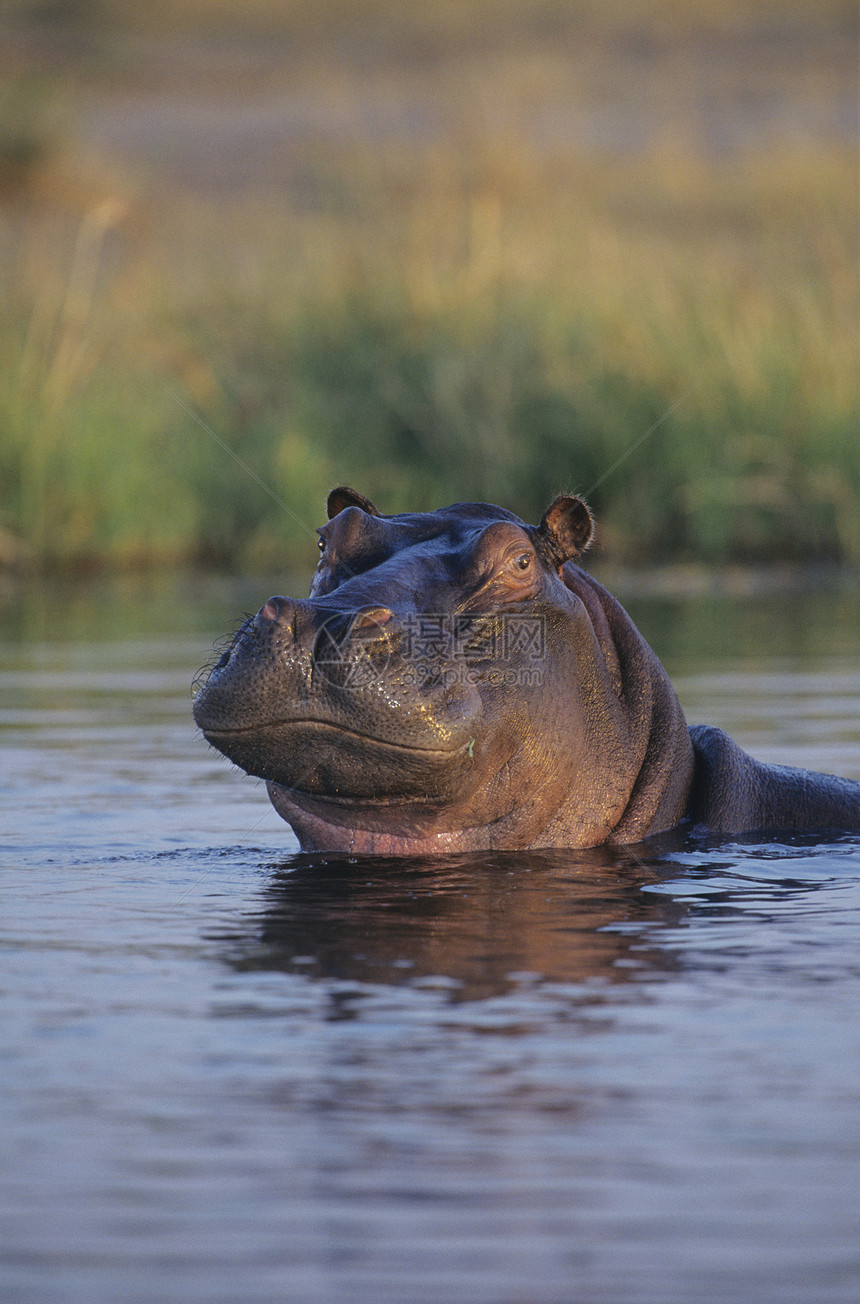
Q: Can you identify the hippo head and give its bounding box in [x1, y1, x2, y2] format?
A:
[193, 488, 694, 854]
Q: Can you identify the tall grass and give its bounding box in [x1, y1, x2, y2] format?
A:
[0, 0, 857, 570]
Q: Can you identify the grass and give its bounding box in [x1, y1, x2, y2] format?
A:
[0, 0, 857, 571]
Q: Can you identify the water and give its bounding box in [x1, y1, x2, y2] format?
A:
[2, 571, 859, 1304]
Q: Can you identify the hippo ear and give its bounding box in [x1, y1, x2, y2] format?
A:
[326, 486, 382, 520]
[538, 495, 594, 565]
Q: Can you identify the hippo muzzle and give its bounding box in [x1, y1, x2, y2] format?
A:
[193, 591, 483, 805]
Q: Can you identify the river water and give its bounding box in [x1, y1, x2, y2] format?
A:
[2, 570, 859, 1304]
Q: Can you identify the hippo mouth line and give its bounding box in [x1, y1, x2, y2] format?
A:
[201, 717, 470, 758]
[271, 784, 444, 810]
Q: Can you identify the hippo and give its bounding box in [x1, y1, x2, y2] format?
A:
[193, 488, 860, 854]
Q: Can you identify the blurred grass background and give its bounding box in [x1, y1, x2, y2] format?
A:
[0, 0, 857, 572]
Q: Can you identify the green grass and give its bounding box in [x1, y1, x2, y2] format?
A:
[0, 0, 857, 571]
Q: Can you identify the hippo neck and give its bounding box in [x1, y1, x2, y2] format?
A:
[555, 566, 695, 846]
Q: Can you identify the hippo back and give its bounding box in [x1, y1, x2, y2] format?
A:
[688, 725, 860, 835]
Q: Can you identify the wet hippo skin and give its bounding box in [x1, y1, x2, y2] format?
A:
[193, 488, 860, 854]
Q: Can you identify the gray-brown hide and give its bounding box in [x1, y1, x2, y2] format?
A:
[193, 489, 860, 853]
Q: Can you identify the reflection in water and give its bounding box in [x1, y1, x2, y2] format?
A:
[213, 841, 693, 1001]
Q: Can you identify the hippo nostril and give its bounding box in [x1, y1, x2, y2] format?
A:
[255, 596, 291, 630]
[352, 606, 394, 631]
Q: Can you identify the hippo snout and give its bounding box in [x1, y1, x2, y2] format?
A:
[257, 596, 286, 625]
[251, 594, 311, 645]
[253, 595, 393, 650]
[193, 583, 482, 796]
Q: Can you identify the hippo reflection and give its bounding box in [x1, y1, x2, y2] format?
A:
[194, 488, 860, 853]
[213, 846, 688, 1001]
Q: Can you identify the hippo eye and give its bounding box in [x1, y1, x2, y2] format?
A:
[515, 552, 532, 571]
[317, 537, 326, 554]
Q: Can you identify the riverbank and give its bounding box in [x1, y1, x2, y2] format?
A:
[1, 0, 857, 570]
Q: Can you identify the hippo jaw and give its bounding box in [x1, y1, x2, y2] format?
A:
[199, 716, 477, 801]
[193, 595, 485, 808]
[265, 777, 530, 856]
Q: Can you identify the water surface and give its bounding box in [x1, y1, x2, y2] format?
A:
[2, 572, 859, 1304]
